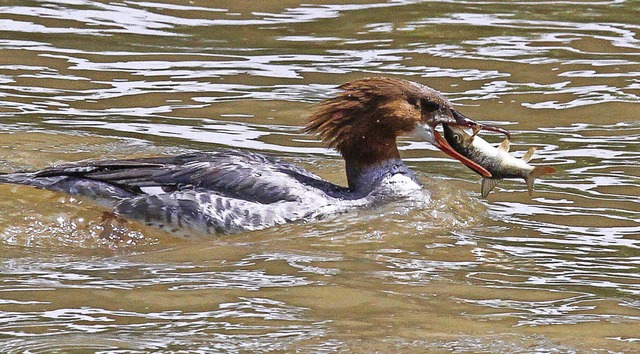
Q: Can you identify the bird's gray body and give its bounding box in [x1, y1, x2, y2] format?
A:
[0, 150, 421, 235]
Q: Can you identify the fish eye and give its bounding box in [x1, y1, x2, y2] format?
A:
[453, 134, 461, 141]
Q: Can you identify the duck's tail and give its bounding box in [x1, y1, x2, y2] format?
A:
[0, 172, 133, 207]
[0, 172, 41, 186]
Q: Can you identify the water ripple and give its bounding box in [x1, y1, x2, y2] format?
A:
[0, 0, 639, 352]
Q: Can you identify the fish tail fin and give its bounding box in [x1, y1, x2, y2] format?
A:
[526, 166, 556, 196]
[481, 177, 502, 198]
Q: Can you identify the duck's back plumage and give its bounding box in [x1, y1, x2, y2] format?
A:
[0, 150, 354, 234]
[33, 151, 348, 202]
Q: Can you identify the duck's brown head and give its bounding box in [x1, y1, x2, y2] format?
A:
[304, 77, 497, 184]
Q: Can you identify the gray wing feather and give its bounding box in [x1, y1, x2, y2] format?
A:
[21, 150, 347, 204]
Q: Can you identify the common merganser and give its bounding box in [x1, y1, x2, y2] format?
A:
[0, 77, 505, 235]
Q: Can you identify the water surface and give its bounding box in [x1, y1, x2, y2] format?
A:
[0, 0, 638, 352]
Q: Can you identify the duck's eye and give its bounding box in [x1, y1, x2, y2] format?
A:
[407, 97, 420, 109]
[420, 99, 440, 112]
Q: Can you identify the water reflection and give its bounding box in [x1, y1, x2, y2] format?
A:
[0, 298, 327, 352]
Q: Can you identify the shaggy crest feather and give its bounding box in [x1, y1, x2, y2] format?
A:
[304, 77, 445, 156]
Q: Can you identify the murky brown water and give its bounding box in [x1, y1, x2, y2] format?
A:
[0, 0, 638, 352]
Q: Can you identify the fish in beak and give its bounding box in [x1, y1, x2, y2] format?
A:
[416, 108, 509, 178]
[430, 124, 493, 178]
[442, 123, 556, 197]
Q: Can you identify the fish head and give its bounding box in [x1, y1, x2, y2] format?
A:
[443, 123, 474, 150]
[432, 123, 491, 177]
